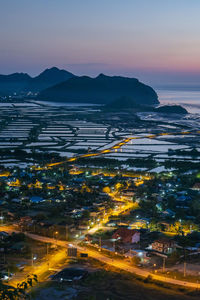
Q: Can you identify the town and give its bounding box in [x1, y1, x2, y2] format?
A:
[0, 99, 200, 299]
[2, 0, 200, 299]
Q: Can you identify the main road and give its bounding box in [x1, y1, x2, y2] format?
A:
[2, 225, 199, 290]
[23, 232, 200, 289]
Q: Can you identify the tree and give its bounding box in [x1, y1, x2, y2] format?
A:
[191, 198, 200, 216]
[102, 186, 111, 194]
[0, 274, 37, 299]
[82, 210, 90, 219]
[167, 251, 180, 266]
[132, 256, 141, 266]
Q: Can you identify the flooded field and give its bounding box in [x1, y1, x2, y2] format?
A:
[0, 99, 199, 170]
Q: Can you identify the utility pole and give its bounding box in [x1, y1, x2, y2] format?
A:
[163, 257, 165, 273]
[184, 261, 186, 277]
[0, 212, 3, 225]
[99, 236, 101, 250]
[113, 240, 116, 252]
[46, 243, 49, 256]
[32, 253, 34, 267]
[184, 248, 187, 277]
[66, 225, 69, 241]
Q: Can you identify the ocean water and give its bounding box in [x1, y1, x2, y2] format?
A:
[34, 100, 101, 107]
[157, 89, 200, 114]
[36, 90, 200, 114]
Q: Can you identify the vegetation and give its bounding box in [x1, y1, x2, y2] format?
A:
[0, 274, 37, 299]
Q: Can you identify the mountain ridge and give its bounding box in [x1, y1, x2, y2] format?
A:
[0, 67, 75, 95]
[38, 73, 159, 106]
[26, 67, 75, 92]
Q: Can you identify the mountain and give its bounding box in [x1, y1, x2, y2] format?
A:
[103, 97, 188, 114]
[26, 67, 75, 92]
[105, 96, 143, 110]
[38, 74, 159, 106]
[155, 105, 188, 114]
[105, 96, 188, 114]
[0, 67, 75, 95]
[0, 73, 31, 95]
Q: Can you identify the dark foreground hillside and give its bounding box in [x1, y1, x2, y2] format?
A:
[31, 262, 199, 300]
[76, 269, 199, 300]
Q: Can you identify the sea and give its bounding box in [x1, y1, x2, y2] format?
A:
[34, 89, 200, 115]
[157, 89, 200, 115]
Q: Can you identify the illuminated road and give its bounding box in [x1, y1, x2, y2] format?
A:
[19, 232, 200, 289]
[10, 248, 67, 287]
[0, 227, 68, 287]
[1, 227, 200, 289]
[87, 198, 136, 235]
[45, 130, 200, 168]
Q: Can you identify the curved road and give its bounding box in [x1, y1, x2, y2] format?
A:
[24, 232, 200, 289]
[46, 130, 200, 168]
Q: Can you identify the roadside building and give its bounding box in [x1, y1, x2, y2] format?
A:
[112, 228, 140, 244]
[151, 238, 176, 254]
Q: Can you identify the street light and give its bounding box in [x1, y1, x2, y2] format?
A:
[0, 213, 4, 225]
[54, 231, 58, 244]
[153, 263, 157, 273]
[32, 254, 37, 267]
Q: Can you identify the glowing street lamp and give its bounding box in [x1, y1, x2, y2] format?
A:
[153, 263, 157, 273]
[54, 231, 58, 244]
[0, 213, 4, 225]
[32, 254, 37, 267]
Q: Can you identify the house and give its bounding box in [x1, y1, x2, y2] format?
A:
[19, 216, 33, 226]
[121, 190, 135, 201]
[192, 183, 200, 191]
[11, 242, 27, 253]
[151, 238, 176, 254]
[51, 267, 88, 282]
[177, 195, 190, 202]
[30, 196, 44, 203]
[85, 234, 93, 242]
[156, 203, 162, 211]
[129, 218, 149, 229]
[162, 209, 175, 218]
[11, 198, 21, 204]
[106, 219, 117, 227]
[126, 249, 150, 263]
[112, 228, 140, 244]
[0, 231, 9, 240]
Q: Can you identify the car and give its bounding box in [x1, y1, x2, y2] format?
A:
[80, 253, 88, 258]
[16, 262, 27, 271]
[0, 272, 13, 281]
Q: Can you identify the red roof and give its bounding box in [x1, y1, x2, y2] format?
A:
[112, 228, 139, 243]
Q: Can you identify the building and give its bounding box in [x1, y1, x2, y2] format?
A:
[126, 249, 150, 263]
[112, 228, 140, 244]
[121, 190, 135, 201]
[192, 183, 200, 191]
[0, 231, 9, 240]
[152, 238, 176, 254]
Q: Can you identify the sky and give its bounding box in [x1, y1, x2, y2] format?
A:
[1, 0, 200, 87]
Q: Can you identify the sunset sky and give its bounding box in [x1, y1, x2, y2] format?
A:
[1, 0, 200, 87]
